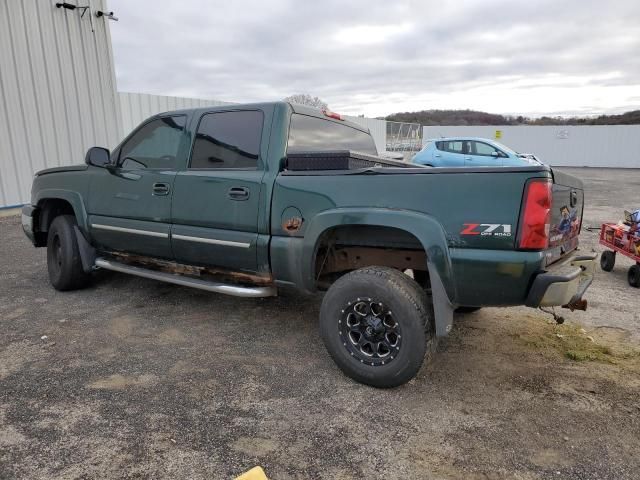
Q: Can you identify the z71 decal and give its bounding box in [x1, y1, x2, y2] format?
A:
[461, 223, 512, 237]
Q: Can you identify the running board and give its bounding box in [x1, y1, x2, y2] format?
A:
[94, 258, 277, 298]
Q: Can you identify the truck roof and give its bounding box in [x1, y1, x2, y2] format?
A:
[154, 101, 370, 134]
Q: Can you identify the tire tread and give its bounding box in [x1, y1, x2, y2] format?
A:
[47, 215, 91, 291]
[320, 266, 433, 388]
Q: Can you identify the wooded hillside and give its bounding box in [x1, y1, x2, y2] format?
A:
[385, 109, 640, 126]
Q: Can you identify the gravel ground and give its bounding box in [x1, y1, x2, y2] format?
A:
[0, 167, 639, 479]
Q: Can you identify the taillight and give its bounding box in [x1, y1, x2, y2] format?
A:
[519, 179, 552, 250]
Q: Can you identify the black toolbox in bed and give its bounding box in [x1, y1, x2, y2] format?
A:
[286, 150, 410, 171]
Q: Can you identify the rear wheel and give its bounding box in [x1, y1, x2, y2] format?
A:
[628, 265, 640, 288]
[320, 266, 432, 388]
[47, 215, 91, 291]
[600, 251, 616, 272]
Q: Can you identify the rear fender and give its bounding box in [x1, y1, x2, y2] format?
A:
[303, 208, 456, 336]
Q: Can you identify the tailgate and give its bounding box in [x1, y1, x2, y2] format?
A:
[547, 169, 584, 264]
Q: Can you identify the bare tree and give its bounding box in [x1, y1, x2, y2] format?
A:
[283, 94, 328, 110]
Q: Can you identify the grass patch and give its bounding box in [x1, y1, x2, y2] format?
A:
[516, 323, 639, 365]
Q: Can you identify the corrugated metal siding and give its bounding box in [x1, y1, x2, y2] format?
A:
[0, 0, 121, 208]
[118, 92, 234, 137]
[423, 125, 640, 168]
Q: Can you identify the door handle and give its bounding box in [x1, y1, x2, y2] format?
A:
[228, 186, 249, 200]
[152, 183, 170, 196]
[464, 157, 472, 160]
[570, 189, 578, 207]
[434, 154, 441, 158]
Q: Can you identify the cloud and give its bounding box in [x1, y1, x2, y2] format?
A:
[333, 23, 414, 46]
[108, 0, 640, 117]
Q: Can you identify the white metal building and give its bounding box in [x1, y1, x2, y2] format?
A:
[0, 0, 121, 209]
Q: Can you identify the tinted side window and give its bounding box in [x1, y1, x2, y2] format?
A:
[441, 140, 464, 154]
[287, 114, 378, 155]
[119, 116, 186, 170]
[190, 111, 263, 169]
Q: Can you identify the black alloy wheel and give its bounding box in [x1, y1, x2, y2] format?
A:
[320, 266, 433, 388]
[339, 298, 401, 366]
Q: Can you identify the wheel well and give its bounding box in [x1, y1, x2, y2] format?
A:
[313, 225, 430, 290]
[35, 199, 76, 246]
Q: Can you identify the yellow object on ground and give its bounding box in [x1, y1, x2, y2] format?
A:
[235, 466, 268, 480]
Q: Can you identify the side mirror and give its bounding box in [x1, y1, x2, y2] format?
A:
[85, 146, 111, 168]
[491, 151, 500, 157]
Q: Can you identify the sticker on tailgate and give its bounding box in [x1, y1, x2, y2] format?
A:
[549, 205, 581, 245]
[461, 223, 512, 237]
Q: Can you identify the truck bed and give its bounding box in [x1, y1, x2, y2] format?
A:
[271, 164, 572, 307]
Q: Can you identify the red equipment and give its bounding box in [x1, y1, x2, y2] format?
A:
[599, 221, 640, 287]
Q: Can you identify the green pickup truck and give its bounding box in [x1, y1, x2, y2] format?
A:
[22, 102, 596, 387]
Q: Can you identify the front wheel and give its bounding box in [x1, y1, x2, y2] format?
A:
[628, 265, 640, 288]
[320, 266, 432, 388]
[47, 215, 91, 291]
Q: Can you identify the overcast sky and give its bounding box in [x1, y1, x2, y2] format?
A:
[108, 0, 640, 118]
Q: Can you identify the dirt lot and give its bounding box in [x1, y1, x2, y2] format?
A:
[1, 167, 639, 479]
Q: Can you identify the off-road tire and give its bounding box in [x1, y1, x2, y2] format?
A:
[320, 266, 433, 388]
[600, 250, 616, 272]
[628, 264, 640, 288]
[47, 215, 91, 291]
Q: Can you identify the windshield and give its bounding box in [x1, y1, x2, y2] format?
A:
[491, 140, 517, 155]
[287, 113, 378, 155]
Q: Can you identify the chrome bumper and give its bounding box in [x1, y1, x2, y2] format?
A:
[525, 252, 597, 308]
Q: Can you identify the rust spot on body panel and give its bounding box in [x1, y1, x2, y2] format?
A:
[283, 216, 303, 233]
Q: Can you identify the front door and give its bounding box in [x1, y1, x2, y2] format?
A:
[87, 115, 188, 259]
[465, 140, 504, 167]
[171, 109, 265, 272]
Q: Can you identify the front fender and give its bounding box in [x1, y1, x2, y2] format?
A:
[302, 208, 456, 299]
[33, 189, 90, 233]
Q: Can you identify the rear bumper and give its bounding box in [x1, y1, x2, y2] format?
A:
[525, 251, 597, 308]
[21, 205, 37, 245]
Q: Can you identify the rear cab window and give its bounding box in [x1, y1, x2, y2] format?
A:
[287, 114, 377, 155]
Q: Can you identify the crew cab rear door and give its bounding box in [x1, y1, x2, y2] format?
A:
[170, 109, 267, 273]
